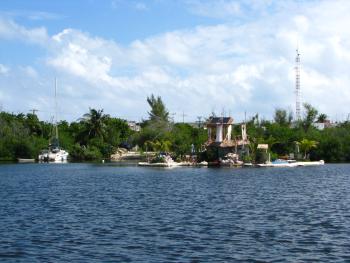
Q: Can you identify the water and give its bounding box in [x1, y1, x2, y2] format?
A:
[1, 163, 350, 262]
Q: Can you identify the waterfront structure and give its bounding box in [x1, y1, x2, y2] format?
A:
[205, 117, 249, 160]
[206, 117, 233, 143]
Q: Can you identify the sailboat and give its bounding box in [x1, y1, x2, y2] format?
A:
[38, 79, 69, 162]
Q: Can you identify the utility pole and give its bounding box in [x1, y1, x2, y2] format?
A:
[170, 112, 176, 123]
[197, 116, 202, 128]
[29, 109, 38, 115]
[182, 111, 187, 123]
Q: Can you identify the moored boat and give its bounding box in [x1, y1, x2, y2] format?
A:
[257, 159, 325, 167]
[38, 78, 69, 163]
[17, 158, 35, 163]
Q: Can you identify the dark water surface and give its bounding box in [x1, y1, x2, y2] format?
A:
[1, 163, 350, 262]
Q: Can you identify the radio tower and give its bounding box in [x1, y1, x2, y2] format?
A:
[295, 48, 301, 121]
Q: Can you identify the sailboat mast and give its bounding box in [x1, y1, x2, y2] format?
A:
[55, 78, 59, 141]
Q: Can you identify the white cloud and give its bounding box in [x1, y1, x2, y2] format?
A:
[111, 0, 120, 9]
[0, 18, 48, 45]
[0, 10, 62, 21]
[186, 0, 241, 18]
[16, 66, 38, 78]
[135, 2, 148, 11]
[1, 0, 350, 121]
[185, 0, 276, 20]
[0, 64, 9, 75]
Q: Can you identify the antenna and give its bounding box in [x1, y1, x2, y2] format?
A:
[295, 48, 301, 121]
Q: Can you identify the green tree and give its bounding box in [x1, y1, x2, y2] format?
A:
[147, 94, 169, 122]
[25, 113, 42, 136]
[317, 113, 328, 123]
[274, 108, 293, 126]
[81, 108, 109, 140]
[299, 138, 318, 159]
[303, 103, 318, 132]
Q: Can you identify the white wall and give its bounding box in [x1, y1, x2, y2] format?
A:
[227, 125, 232, 140]
[216, 124, 223, 142]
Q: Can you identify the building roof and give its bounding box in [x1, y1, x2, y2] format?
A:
[206, 117, 233, 126]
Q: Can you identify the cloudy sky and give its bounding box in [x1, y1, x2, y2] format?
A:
[0, 0, 349, 122]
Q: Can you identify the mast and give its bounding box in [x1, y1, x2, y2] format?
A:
[54, 78, 59, 144]
[295, 48, 301, 121]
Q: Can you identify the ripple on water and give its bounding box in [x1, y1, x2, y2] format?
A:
[1, 163, 350, 262]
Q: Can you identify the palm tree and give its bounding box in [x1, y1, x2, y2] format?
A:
[317, 113, 328, 123]
[81, 108, 109, 139]
[298, 139, 318, 159]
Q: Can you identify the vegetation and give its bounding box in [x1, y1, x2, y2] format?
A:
[133, 94, 207, 159]
[0, 109, 131, 161]
[1, 97, 350, 163]
[241, 103, 350, 163]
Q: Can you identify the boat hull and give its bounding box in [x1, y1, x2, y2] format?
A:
[257, 160, 324, 167]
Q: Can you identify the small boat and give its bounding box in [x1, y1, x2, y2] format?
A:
[257, 159, 324, 167]
[296, 160, 325, 166]
[138, 154, 180, 167]
[138, 162, 181, 167]
[17, 158, 35, 163]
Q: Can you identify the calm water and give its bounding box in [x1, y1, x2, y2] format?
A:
[1, 163, 350, 262]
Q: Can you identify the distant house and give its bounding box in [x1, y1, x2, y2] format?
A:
[205, 117, 249, 160]
[313, 120, 332, 130]
[127, 121, 141, 132]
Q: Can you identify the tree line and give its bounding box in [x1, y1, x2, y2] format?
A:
[0, 95, 207, 161]
[1, 95, 350, 163]
[243, 104, 350, 163]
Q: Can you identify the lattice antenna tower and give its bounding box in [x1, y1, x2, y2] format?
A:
[295, 48, 301, 121]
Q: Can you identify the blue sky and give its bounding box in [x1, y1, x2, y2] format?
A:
[0, 0, 349, 122]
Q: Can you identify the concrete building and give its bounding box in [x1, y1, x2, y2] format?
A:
[205, 117, 249, 161]
[127, 121, 141, 132]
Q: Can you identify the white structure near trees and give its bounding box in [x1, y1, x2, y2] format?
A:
[206, 117, 233, 143]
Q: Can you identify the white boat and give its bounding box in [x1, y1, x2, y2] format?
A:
[296, 160, 325, 166]
[38, 135, 69, 163]
[38, 79, 69, 163]
[138, 154, 179, 167]
[257, 159, 324, 167]
[138, 162, 181, 167]
[17, 158, 35, 163]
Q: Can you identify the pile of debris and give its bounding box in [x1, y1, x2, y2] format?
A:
[220, 153, 243, 166]
[110, 148, 129, 160]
